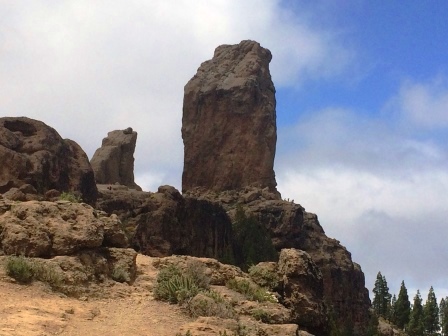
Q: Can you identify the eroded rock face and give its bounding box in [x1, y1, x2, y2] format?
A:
[277, 249, 327, 335]
[0, 117, 97, 204]
[182, 40, 278, 195]
[186, 189, 371, 335]
[0, 198, 128, 257]
[96, 185, 233, 260]
[90, 128, 141, 190]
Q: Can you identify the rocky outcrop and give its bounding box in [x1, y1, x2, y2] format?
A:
[90, 128, 141, 190]
[277, 249, 327, 335]
[182, 40, 278, 195]
[0, 198, 128, 257]
[185, 188, 371, 335]
[96, 185, 233, 260]
[0, 117, 97, 204]
[0, 195, 136, 294]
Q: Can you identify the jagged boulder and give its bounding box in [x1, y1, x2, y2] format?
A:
[182, 40, 278, 195]
[0, 198, 128, 257]
[277, 249, 327, 335]
[90, 128, 141, 190]
[0, 117, 97, 204]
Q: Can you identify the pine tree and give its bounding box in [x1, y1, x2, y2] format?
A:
[408, 290, 424, 336]
[390, 294, 397, 323]
[394, 280, 411, 329]
[372, 272, 391, 318]
[423, 286, 439, 336]
[441, 297, 448, 336]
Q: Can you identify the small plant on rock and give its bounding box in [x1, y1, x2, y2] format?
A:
[5, 256, 34, 283]
[154, 262, 210, 304]
[111, 266, 130, 283]
[59, 192, 81, 203]
[248, 265, 279, 290]
[226, 278, 276, 303]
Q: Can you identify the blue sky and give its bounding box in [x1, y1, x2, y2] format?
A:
[1, 1, 447, 303]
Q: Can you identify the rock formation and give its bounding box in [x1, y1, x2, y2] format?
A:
[186, 188, 371, 335]
[0, 195, 136, 294]
[0, 117, 97, 204]
[96, 185, 233, 260]
[90, 128, 141, 190]
[182, 40, 278, 195]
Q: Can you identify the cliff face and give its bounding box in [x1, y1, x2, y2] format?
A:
[182, 40, 278, 195]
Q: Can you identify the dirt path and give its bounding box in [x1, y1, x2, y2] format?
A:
[0, 255, 192, 336]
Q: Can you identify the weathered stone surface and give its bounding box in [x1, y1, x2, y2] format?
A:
[90, 128, 141, 190]
[185, 188, 371, 335]
[96, 185, 234, 260]
[277, 249, 327, 335]
[0, 199, 128, 257]
[182, 40, 278, 195]
[0, 117, 97, 204]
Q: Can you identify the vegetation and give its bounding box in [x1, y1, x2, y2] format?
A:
[232, 206, 278, 271]
[153, 261, 232, 318]
[371, 272, 448, 336]
[372, 271, 391, 318]
[248, 264, 279, 290]
[225, 278, 276, 303]
[59, 191, 82, 203]
[5, 256, 63, 289]
[111, 266, 131, 283]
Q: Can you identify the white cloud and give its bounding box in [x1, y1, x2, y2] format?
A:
[394, 77, 448, 129]
[276, 106, 448, 302]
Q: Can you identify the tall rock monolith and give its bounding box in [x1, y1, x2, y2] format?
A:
[182, 40, 278, 195]
[91, 128, 141, 191]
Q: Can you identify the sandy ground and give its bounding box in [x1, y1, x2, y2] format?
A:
[0, 255, 192, 336]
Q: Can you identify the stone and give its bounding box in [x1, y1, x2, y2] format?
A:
[0, 117, 97, 204]
[182, 40, 278, 195]
[0, 199, 128, 257]
[96, 185, 234, 260]
[186, 188, 371, 335]
[90, 128, 141, 190]
[277, 249, 327, 335]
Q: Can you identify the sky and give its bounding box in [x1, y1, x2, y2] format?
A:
[1, 1, 447, 303]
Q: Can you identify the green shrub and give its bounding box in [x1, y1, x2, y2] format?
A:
[111, 266, 130, 283]
[32, 262, 63, 289]
[184, 260, 210, 290]
[186, 290, 235, 319]
[232, 206, 278, 271]
[250, 308, 270, 323]
[226, 278, 276, 303]
[5, 256, 34, 283]
[5, 256, 63, 289]
[248, 265, 279, 290]
[59, 192, 81, 203]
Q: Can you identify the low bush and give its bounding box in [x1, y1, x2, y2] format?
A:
[59, 192, 81, 203]
[111, 266, 130, 283]
[5, 256, 63, 289]
[248, 265, 279, 290]
[154, 262, 210, 304]
[186, 290, 235, 319]
[226, 278, 276, 303]
[5, 256, 34, 283]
